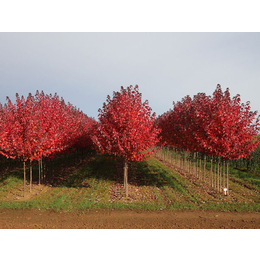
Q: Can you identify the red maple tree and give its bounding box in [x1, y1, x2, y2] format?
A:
[0, 91, 96, 195]
[92, 85, 161, 196]
[157, 84, 260, 160]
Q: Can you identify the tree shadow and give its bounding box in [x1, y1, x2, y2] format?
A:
[46, 154, 168, 189]
[1, 151, 168, 189]
[127, 160, 167, 188]
[0, 156, 24, 181]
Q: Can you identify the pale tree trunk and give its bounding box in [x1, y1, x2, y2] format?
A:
[23, 161, 26, 197]
[210, 157, 213, 187]
[38, 160, 41, 185]
[184, 152, 187, 172]
[227, 161, 229, 195]
[217, 158, 220, 192]
[41, 158, 44, 183]
[189, 155, 191, 174]
[124, 161, 128, 197]
[219, 159, 222, 191]
[223, 161, 225, 189]
[193, 153, 196, 175]
[199, 157, 202, 180]
[30, 161, 32, 192]
[196, 152, 199, 178]
[180, 152, 182, 169]
[203, 154, 206, 181]
[175, 148, 177, 166]
[214, 158, 217, 189]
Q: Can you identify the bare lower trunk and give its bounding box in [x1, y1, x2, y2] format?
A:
[210, 157, 213, 187]
[193, 153, 196, 175]
[203, 155, 206, 181]
[38, 160, 41, 185]
[214, 158, 217, 189]
[41, 158, 44, 183]
[219, 159, 222, 191]
[223, 160, 225, 190]
[176, 151, 178, 168]
[196, 153, 198, 178]
[217, 158, 220, 192]
[23, 161, 26, 197]
[227, 161, 229, 195]
[30, 161, 32, 192]
[124, 161, 128, 197]
[199, 158, 202, 180]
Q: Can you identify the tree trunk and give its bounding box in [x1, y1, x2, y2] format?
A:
[176, 151, 179, 168]
[41, 158, 44, 183]
[203, 154, 206, 181]
[217, 158, 220, 192]
[223, 160, 225, 189]
[227, 161, 229, 195]
[38, 160, 41, 185]
[223, 161, 225, 189]
[30, 160, 32, 192]
[124, 161, 128, 197]
[199, 157, 202, 180]
[196, 152, 199, 178]
[184, 152, 186, 172]
[189, 156, 191, 174]
[210, 157, 213, 187]
[23, 161, 26, 197]
[193, 153, 196, 175]
[214, 158, 217, 189]
[219, 159, 222, 191]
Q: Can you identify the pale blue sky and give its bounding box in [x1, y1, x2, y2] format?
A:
[0, 32, 259, 119]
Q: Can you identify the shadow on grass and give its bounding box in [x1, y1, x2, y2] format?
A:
[64, 156, 168, 189]
[130, 160, 167, 188]
[1, 151, 173, 189]
[0, 156, 25, 183]
[65, 154, 117, 188]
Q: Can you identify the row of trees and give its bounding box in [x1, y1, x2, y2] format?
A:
[0, 86, 161, 197]
[0, 91, 96, 195]
[1, 84, 259, 197]
[156, 85, 260, 193]
[157, 85, 260, 160]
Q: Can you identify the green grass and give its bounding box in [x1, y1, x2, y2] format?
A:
[0, 152, 260, 212]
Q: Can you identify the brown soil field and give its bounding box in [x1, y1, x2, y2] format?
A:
[1, 208, 259, 229]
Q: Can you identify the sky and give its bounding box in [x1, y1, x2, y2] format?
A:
[0, 32, 260, 120]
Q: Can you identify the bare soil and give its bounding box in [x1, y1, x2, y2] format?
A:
[1, 208, 259, 229]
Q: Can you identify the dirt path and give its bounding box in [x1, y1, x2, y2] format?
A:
[1, 209, 259, 229]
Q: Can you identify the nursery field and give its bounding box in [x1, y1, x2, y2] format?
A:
[0, 151, 260, 228]
[1, 208, 260, 229]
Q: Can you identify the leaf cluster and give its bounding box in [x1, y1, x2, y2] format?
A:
[157, 84, 260, 160]
[0, 91, 96, 162]
[92, 85, 161, 162]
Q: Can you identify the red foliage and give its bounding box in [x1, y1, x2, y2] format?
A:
[157, 84, 260, 160]
[0, 91, 96, 162]
[92, 85, 161, 162]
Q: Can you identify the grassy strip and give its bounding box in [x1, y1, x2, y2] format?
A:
[0, 153, 260, 212]
[159, 148, 260, 189]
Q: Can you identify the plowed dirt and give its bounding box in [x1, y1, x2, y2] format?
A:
[1, 208, 259, 229]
